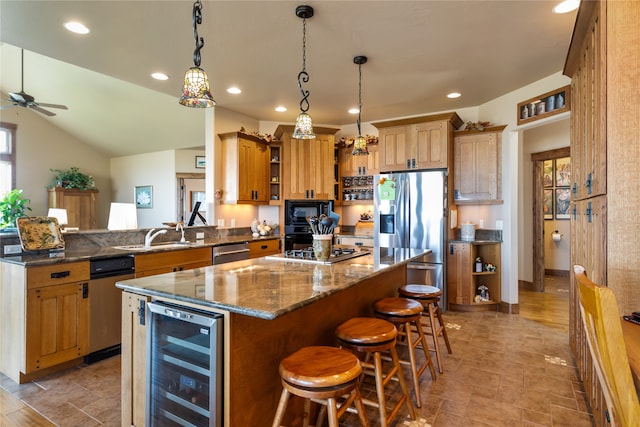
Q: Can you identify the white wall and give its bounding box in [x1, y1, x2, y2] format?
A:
[1, 107, 112, 227]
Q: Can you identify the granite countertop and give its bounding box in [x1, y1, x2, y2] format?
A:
[0, 234, 281, 266]
[116, 247, 429, 320]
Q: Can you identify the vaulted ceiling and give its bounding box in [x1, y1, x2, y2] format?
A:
[0, 1, 577, 157]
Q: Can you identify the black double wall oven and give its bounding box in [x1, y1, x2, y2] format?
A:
[284, 199, 333, 251]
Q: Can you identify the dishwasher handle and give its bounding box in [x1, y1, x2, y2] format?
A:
[407, 263, 438, 270]
[213, 248, 250, 257]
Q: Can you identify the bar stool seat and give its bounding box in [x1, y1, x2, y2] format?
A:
[398, 284, 452, 374]
[272, 346, 369, 427]
[335, 317, 415, 427]
[373, 297, 437, 408]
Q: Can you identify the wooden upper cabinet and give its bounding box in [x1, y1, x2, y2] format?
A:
[339, 144, 379, 177]
[453, 125, 506, 204]
[275, 125, 339, 200]
[373, 112, 462, 172]
[48, 187, 98, 230]
[219, 132, 270, 204]
[565, 2, 606, 201]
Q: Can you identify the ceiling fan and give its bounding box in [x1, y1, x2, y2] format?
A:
[1, 49, 68, 117]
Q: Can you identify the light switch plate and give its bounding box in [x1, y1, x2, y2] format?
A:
[4, 244, 22, 255]
[196, 232, 205, 240]
[495, 220, 504, 230]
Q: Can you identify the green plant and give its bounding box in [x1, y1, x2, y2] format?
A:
[50, 166, 96, 190]
[0, 189, 32, 228]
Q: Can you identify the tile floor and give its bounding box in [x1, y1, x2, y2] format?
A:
[1, 276, 594, 426]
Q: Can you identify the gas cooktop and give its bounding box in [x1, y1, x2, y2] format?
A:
[265, 247, 370, 264]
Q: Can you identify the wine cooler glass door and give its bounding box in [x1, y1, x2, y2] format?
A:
[147, 302, 223, 427]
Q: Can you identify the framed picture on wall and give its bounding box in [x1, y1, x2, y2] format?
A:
[556, 188, 571, 219]
[135, 185, 153, 209]
[195, 155, 206, 169]
[543, 160, 554, 187]
[556, 157, 571, 187]
[543, 189, 553, 220]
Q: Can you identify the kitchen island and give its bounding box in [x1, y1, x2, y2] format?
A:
[116, 247, 429, 427]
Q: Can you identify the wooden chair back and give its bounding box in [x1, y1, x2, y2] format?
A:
[574, 265, 640, 426]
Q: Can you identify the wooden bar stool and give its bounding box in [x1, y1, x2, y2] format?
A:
[272, 346, 370, 427]
[398, 284, 452, 374]
[335, 317, 415, 427]
[373, 297, 437, 408]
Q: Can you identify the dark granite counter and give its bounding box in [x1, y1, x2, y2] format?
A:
[0, 234, 280, 266]
[116, 247, 429, 320]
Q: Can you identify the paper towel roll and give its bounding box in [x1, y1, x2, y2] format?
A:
[552, 232, 562, 242]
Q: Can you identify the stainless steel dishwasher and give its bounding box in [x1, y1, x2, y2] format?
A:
[212, 243, 249, 264]
[86, 255, 135, 363]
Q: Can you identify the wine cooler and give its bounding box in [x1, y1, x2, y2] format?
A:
[146, 301, 223, 427]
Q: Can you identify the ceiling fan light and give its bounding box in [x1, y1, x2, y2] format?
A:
[352, 135, 369, 156]
[179, 66, 216, 108]
[293, 112, 315, 139]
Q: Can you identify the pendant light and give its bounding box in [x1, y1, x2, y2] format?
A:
[179, 0, 216, 108]
[352, 56, 369, 155]
[292, 5, 315, 139]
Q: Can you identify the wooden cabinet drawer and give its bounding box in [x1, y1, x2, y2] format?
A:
[135, 247, 212, 276]
[26, 262, 90, 289]
[248, 239, 281, 258]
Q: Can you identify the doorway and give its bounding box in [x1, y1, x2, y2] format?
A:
[176, 173, 205, 222]
[531, 147, 570, 292]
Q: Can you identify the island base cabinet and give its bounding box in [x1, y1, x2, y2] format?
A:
[121, 291, 150, 427]
[26, 282, 90, 373]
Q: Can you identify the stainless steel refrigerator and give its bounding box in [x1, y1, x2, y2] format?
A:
[374, 170, 447, 309]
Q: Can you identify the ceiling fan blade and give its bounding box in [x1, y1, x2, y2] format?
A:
[30, 105, 56, 117]
[8, 92, 27, 103]
[37, 102, 68, 110]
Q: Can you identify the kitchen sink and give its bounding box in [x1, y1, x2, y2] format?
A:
[113, 242, 191, 251]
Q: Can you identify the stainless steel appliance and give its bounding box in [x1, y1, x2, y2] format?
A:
[147, 301, 223, 427]
[374, 170, 447, 309]
[212, 243, 249, 264]
[284, 199, 333, 250]
[86, 255, 135, 363]
[265, 246, 370, 264]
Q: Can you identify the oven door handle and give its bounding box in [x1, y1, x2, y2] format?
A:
[164, 308, 193, 320]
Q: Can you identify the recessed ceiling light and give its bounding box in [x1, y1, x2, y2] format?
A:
[151, 72, 169, 81]
[227, 87, 241, 94]
[447, 92, 462, 99]
[275, 106, 287, 112]
[348, 108, 360, 114]
[553, 0, 579, 14]
[64, 21, 90, 34]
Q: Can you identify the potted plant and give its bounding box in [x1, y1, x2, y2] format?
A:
[49, 166, 96, 190]
[0, 189, 32, 229]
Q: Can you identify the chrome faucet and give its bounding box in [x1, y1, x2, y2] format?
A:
[145, 228, 167, 247]
[176, 222, 186, 242]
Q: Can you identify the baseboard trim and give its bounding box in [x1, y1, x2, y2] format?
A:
[519, 280, 534, 290]
[499, 302, 519, 314]
[545, 269, 570, 277]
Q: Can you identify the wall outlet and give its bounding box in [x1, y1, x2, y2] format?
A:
[496, 220, 504, 230]
[4, 244, 22, 255]
[196, 232, 205, 240]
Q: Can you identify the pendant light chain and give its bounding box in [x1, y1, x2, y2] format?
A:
[192, 0, 204, 67]
[297, 15, 310, 113]
[357, 60, 362, 135]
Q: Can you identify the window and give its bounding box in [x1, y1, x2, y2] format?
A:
[0, 122, 17, 196]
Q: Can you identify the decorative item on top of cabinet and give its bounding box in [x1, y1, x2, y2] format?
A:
[453, 125, 506, 205]
[517, 85, 571, 125]
[274, 125, 339, 201]
[372, 112, 463, 172]
[219, 132, 270, 204]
